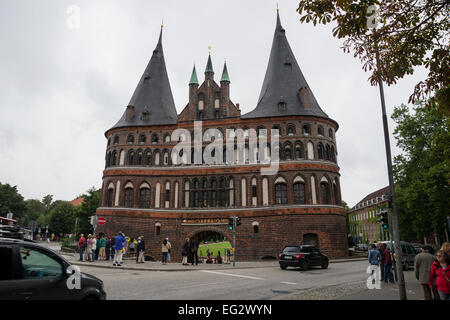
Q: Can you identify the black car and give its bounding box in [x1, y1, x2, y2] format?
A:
[279, 245, 328, 271]
[0, 227, 106, 300]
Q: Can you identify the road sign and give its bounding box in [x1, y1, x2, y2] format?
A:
[97, 217, 106, 225]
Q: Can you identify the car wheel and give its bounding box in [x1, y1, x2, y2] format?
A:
[280, 265, 287, 270]
[300, 261, 308, 271]
[322, 260, 328, 269]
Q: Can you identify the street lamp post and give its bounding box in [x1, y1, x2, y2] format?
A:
[374, 34, 407, 300]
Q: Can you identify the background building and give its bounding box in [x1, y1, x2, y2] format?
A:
[96, 12, 347, 261]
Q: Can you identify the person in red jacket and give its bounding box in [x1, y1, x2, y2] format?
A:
[78, 234, 86, 261]
[428, 250, 450, 300]
[383, 244, 395, 283]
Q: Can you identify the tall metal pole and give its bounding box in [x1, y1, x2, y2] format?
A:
[233, 216, 236, 267]
[374, 36, 406, 300]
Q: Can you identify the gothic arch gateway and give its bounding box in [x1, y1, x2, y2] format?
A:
[96, 11, 347, 261]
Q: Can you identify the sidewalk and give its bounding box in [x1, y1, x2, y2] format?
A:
[64, 253, 367, 272]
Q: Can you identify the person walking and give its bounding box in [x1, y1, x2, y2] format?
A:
[105, 236, 111, 261]
[85, 235, 93, 262]
[113, 231, 125, 266]
[181, 238, 189, 265]
[91, 234, 97, 261]
[78, 234, 85, 261]
[166, 238, 172, 263]
[383, 244, 395, 283]
[414, 245, 436, 300]
[137, 236, 145, 263]
[377, 242, 385, 281]
[428, 250, 450, 300]
[98, 234, 106, 260]
[190, 237, 199, 266]
[368, 244, 381, 285]
[161, 238, 170, 265]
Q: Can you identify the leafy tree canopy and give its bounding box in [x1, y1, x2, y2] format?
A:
[297, 0, 449, 115]
[0, 182, 26, 219]
[392, 102, 449, 241]
[49, 202, 76, 236]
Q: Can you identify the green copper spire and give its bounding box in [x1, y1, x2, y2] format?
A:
[221, 61, 230, 82]
[189, 64, 199, 85]
[205, 53, 214, 74]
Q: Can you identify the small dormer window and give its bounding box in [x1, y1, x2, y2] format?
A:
[141, 110, 150, 121]
[143, 74, 151, 84]
[278, 99, 286, 112]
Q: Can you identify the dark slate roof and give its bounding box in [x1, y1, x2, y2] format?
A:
[242, 12, 329, 120]
[111, 28, 178, 129]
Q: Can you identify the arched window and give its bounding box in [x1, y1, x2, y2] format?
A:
[198, 93, 204, 111]
[136, 149, 143, 166]
[155, 183, 161, 208]
[251, 177, 257, 206]
[317, 143, 324, 160]
[154, 151, 160, 166]
[139, 134, 146, 144]
[124, 187, 134, 207]
[107, 138, 111, 146]
[333, 179, 340, 205]
[151, 133, 158, 144]
[106, 152, 111, 168]
[193, 180, 199, 207]
[127, 134, 135, 144]
[165, 182, 170, 208]
[262, 177, 269, 206]
[320, 182, 330, 204]
[114, 135, 119, 144]
[106, 188, 114, 207]
[331, 146, 336, 163]
[127, 149, 135, 165]
[163, 151, 169, 166]
[302, 124, 311, 135]
[164, 134, 171, 143]
[325, 144, 331, 161]
[211, 179, 217, 207]
[111, 150, 117, 166]
[183, 180, 190, 208]
[293, 182, 306, 204]
[272, 124, 281, 136]
[139, 187, 151, 208]
[144, 149, 152, 166]
[198, 111, 204, 120]
[318, 126, 324, 136]
[275, 183, 288, 204]
[329, 128, 334, 139]
[287, 124, 296, 136]
[283, 142, 292, 160]
[295, 142, 304, 159]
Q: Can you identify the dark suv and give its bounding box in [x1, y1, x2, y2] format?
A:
[0, 227, 106, 300]
[279, 245, 328, 271]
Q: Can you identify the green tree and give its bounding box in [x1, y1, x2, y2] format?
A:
[48, 202, 76, 236]
[296, 0, 449, 115]
[75, 187, 101, 236]
[0, 182, 26, 220]
[392, 102, 450, 242]
[21, 199, 45, 228]
[42, 194, 54, 214]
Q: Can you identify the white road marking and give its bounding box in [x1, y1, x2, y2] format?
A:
[200, 270, 264, 280]
[280, 281, 297, 285]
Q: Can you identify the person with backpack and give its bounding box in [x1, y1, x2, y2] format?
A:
[161, 238, 171, 265]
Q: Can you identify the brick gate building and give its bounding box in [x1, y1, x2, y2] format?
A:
[95, 11, 347, 261]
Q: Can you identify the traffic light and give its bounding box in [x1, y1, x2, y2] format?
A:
[236, 217, 241, 226]
[228, 217, 234, 230]
[376, 209, 389, 230]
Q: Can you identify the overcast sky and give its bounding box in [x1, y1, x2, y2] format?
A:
[0, 0, 427, 208]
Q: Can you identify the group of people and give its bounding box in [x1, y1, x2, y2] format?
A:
[77, 232, 146, 265]
[180, 237, 199, 265]
[368, 241, 450, 300]
[414, 242, 450, 300]
[368, 242, 396, 284]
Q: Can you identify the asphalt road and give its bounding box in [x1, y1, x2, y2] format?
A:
[78, 260, 370, 300]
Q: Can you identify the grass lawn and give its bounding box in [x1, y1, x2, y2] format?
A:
[198, 241, 232, 257]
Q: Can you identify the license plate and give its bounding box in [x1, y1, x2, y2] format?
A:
[284, 256, 292, 259]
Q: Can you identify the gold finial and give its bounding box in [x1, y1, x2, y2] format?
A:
[208, 46, 212, 52]
[276, 3, 279, 12]
[161, 19, 164, 28]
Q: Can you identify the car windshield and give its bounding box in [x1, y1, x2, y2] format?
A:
[283, 246, 299, 253]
